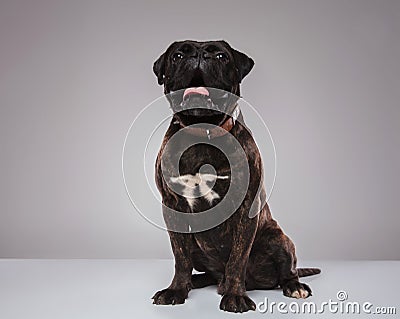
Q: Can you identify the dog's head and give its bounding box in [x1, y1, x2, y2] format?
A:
[153, 40, 254, 126]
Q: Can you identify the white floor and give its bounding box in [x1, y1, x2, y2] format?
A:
[0, 259, 398, 318]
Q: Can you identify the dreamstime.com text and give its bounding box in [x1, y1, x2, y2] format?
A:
[257, 291, 396, 315]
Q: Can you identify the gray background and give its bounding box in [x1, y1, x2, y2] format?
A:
[0, 0, 399, 260]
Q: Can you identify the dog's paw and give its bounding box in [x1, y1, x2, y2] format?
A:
[152, 288, 188, 305]
[219, 294, 256, 313]
[282, 281, 312, 299]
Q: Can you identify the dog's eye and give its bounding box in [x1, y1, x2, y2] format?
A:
[172, 52, 184, 62]
[216, 52, 228, 61]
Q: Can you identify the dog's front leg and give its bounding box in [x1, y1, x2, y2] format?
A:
[152, 230, 193, 305]
[219, 207, 258, 312]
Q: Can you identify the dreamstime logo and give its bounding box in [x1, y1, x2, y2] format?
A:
[257, 290, 397, 315]
[336, 290, 348, 301]
[122, 88, 276, 233]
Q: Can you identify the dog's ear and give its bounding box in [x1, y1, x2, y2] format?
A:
[231, 48, 254, 82]
[153, 53, 166, 85]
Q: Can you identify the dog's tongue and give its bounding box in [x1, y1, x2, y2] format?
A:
[183, 87, 209, 99]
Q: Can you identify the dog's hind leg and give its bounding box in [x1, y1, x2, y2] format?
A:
[269, 230, 313, 299]
[249, 222, 318, 299]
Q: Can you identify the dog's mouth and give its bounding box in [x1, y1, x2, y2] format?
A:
[167, 85, 239, 126]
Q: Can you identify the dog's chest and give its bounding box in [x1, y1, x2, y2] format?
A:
[167, 143, 231, 211]
[169, 173, 228, 209]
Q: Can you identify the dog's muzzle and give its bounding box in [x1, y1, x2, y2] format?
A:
[168, 87, 237, 114]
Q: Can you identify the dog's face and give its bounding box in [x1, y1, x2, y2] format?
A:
[153, 40, 254, 126]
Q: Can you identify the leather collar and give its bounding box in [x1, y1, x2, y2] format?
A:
[175, 105, 240, 140]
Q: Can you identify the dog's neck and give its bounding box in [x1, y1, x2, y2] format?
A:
[174, 104, 240, 140]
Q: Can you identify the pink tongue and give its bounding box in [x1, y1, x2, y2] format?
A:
[183, 87, 209, 98]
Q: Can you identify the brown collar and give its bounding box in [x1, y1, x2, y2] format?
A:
[176, 105, 240, 140]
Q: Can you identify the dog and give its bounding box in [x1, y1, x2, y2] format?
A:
[151, 40, 320, 313]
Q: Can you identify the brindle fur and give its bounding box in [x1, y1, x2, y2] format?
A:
[151, 40, 320, 313]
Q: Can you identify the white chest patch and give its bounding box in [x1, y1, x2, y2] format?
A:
[169, 173, 229, 209]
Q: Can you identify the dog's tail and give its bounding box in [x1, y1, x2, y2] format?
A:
[297, 268, 321, 277]
[192, 268, 321, 288]
[191, 273, 218, 288]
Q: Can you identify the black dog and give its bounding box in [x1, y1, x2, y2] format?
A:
[152, 40, 320, 313]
